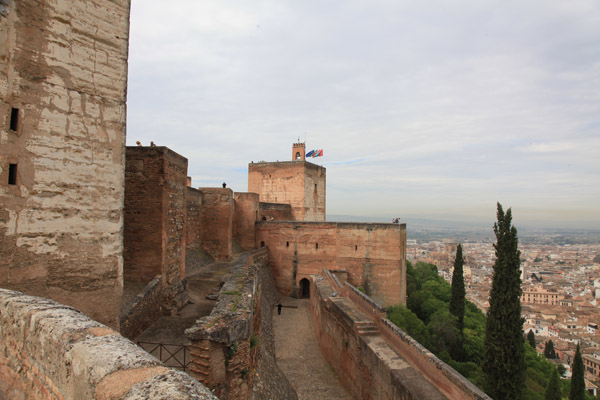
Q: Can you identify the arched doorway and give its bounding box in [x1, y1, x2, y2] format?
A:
[299, 278, 310, 299]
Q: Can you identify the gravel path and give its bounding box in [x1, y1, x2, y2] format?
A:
[273, 296, 352, 400]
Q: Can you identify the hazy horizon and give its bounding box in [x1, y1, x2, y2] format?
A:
[126, 1, 600, 230]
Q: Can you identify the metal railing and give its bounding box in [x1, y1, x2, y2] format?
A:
[137, 341, 191, 372]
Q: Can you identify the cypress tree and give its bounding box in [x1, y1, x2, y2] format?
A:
[527, 330, 536, 348]
[545, 367, 561, 400]
[482, 203, 525, 399]
[570, 343, 585, 400]
[544, 340, 557, 359]
[450, 244, 466, 333]
[449, 243, 466, 361]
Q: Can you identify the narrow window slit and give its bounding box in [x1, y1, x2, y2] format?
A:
[10, 108, 19, 132]
[8, 164, 17, 185]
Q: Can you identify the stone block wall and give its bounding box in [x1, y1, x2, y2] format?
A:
[187, 187, 204, 249]
[309, 276, 491, 400]
[248, 161, 325, 222]
[124, 146, 188, 286]
[185, 250, 275, 400]
[0, 0, 131, 329]
[0, 289, 218, 400]
[119, 277, 163, 340]
[255, 221, 406, 306]
[233, 192, 259, 251]
[200, 187, 233, 261]
[259, 202, 293, 221]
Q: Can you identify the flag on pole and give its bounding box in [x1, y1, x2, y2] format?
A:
[305, 149, 323, 158]
[306, 150, 315, 157]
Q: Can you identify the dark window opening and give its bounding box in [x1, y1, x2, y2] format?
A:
[262, 216, 267, 221]
[315, 243, 318, 249]
[286, 241, 289, 247]
[296, 152, 301, 160]
[314, 184, 317, 191]
[8, 164, 17, 185]
[10, 108, 19, 132]
[355, 245, 358, 251]
[260, 241, 265, 247]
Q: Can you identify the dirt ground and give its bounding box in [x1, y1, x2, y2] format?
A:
[273, 296, 352, 400]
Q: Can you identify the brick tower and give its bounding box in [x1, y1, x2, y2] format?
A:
[249, 142, 325, 221]
[0, 0, 131, 329]
[292, 141, 306, 161]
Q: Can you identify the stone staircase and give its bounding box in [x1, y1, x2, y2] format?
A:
[188, 339, 211, 385]
[355, 320, 379, 336]
[330, 297, 379, 336]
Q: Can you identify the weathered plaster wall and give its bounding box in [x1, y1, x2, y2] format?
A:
[248, 161, 325, 222]
[0, 0, 130, 328]
[200, 187, 233, 261]
[255, 221, 406, 306]
[124, 146, 188, 286]
[258, 202, 292, 221]
[233, 192, 259, 251]
[0, 289, 218, 400]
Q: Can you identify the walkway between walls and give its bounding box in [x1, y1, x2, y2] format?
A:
[135, 259, 235, 345]
[273, 296, 352, 400]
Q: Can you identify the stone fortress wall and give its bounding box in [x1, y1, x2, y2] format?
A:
[0, 288, 218, 400]
[248, 161, 326, 222]
[310, 270, 491, 400]
[256, 221, 406, 306]
[1, 1, 489, 398]
[0, 0, 130, 329]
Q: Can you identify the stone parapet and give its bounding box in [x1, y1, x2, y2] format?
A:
[185, 250, 267, 399]
[0, 288, 217, 400]
[309, 274, 491, 400]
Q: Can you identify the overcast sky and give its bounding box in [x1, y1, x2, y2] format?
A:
[126, 0, 600, 229]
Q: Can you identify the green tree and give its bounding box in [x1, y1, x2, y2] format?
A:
[527, 330, 536, 349]
[427, 310, 459, 355]
[570, 344, 585, 400]
[482, 203, 525, 399]
[450, 244, 466, 332]
[450, 244, 466, 361]
[544, 340, 557, 359]
[387, 304, 429, 346]
[545, 367, 561, 400]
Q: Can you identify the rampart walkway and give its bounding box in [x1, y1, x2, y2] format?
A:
[135, 260, 234, 347]
[273, 296, 352, 400]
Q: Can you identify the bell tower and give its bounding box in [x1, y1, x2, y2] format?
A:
[292, 141, 305, 161]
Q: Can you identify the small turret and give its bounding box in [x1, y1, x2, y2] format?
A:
[292, 142, 306, 161]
